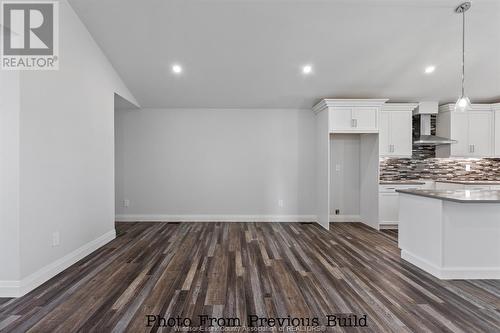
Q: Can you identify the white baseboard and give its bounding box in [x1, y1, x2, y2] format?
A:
[0, 229, 116, 298]
[329, 214, 361, 222]
[379, 223, 398, 230]
[401, 250, 500, 280]
[115, 214, 317, 223]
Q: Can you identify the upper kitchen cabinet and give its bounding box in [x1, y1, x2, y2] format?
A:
[313, 99, 388, 133]
[436, 104, 494, 158]
[379, 103, 417, 158]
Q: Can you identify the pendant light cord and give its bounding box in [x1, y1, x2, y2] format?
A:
[461, 9, 465, 97]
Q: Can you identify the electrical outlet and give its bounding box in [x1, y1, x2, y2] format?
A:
[335, 209, 340, 215]
[278, 199, 284, 208]
[52, 231, 60, 247]
[465, 164, 471, 171]
[335, 164, 341, 172]
[123, 199, 130, 208]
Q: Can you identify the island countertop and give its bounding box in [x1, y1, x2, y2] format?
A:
[396, 189, 500, 203]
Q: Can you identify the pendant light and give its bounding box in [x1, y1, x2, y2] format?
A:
[454, 2, 472, 112]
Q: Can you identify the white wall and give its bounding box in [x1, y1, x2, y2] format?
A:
[0, 71, 20, 282]
[115, 108, 315, 221]
[1, 0, 137, 296]
[330, 134, 361, 218]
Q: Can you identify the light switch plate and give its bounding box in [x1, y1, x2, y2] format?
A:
[52, 231, 60, 247]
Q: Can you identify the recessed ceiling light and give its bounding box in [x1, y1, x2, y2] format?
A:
[424, 65, 436, 74]
[172, 64, 182, 74]
[302, 65, 313, 74]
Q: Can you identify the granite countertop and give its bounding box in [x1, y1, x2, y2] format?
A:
[435, 180, 500, 185]
[379, 181, 426, 185]
[396, 189, 500, 203]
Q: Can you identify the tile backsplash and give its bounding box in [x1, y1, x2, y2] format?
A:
[380, 157, 500, 181]
[379, 115, 500, 181]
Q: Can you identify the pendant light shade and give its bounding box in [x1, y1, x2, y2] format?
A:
[455, 2, 472, 112]
[455, 96, 471, 112]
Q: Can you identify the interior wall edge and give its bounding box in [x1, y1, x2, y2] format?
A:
[0, 229, 116, 298]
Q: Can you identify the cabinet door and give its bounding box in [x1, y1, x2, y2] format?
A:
[463, 185, 491, 191]
[390, 112, 413, 157]
[379, 192, 399, 224]
[379, 111, 391, 156]
[352, 107, 378, 130]
[495, 111, 500, 157]
[450, 112, 469, 157]
[469, 112, 493, 157]
[435, 182, 464, 190]
[329, 108, 353, 131]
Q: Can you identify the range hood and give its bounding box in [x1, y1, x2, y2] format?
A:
[413, 102, 457, 146]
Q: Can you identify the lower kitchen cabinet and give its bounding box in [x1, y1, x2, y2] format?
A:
[379, 184, 424, 229]
[379, 191, 399, 227]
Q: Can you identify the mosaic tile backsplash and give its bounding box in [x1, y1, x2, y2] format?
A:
[379, 115, 500, 181]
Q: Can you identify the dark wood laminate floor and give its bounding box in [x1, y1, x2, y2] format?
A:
[1, 222, 499, 332]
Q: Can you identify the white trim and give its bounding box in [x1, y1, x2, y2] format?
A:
[381, 103, 419, 112]
[329, 214, 362, 222]
[312, 98, 388, 114]
[379, 223, 398, 230]
[401, 250, 500, 280]
[439, 103, 493, 113]
[115, 214, 317, 223]
[330, 129, 379, 134]
[0, 280, 21, 298]
[0, 229, 116, 298]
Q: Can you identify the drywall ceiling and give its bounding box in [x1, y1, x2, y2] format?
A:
[69, 0, 500, 108]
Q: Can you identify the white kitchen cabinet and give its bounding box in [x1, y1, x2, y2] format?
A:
[379, 183, 424, 229]
[436, 104, 494, 158]
[379, 104, 416, 157]
[329, 107, 353, 130]
[313, 99, 388, 134]
[379, 191, 399, 226]
[494, 107, 500, 157]
[435, 182, 463, 190]
[329, 107, 378, 132]
[469, 112, 493, 157]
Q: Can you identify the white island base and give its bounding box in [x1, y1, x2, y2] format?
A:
[398, 191, 500, 280]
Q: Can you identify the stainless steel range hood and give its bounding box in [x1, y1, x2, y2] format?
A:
[413, 102, 457, 146]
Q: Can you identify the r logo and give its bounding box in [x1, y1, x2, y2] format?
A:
[3, 2, 54, 55]
[1, 1, 58, 69]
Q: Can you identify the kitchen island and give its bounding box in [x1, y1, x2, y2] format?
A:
[396, 189, 500, 279]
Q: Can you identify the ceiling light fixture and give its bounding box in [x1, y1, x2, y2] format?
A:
[172, 64, 182, 74]
[454, 2, 472, 112]
[425, 65, 436, 74]
[302, 65, 312, 74]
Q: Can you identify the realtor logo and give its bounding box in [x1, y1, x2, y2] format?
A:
[1, 1, 59, 70]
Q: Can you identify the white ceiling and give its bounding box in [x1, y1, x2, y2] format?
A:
[69, 0, 500, 109]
